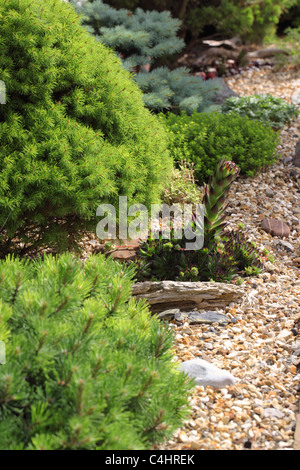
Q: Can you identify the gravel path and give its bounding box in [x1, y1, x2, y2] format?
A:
[157, 67, 300, 451]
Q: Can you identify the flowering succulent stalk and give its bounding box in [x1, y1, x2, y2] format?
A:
[202, 159, 240, 246]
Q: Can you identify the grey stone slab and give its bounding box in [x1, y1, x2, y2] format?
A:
[175, 310, 230, 325]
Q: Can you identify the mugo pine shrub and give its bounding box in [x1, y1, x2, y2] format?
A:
[0, 0, 172, 256]
[0, 254, 192, 450]
[159, 111, 280, 184]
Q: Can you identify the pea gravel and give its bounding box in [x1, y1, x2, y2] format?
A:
[155, 67, 300, 451]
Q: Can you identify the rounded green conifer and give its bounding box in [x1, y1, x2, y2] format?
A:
[0, 0, 172, 255]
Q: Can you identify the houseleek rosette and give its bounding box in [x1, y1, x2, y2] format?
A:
[203, 159, 240, 246]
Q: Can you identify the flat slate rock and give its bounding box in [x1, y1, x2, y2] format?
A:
[111, 249, 137, 260]
[132, 280, 244, 312]
[212, 78, 239, 105]
[175, 310, 230, 325]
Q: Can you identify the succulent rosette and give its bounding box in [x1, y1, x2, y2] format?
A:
[203, 160, 240, 244]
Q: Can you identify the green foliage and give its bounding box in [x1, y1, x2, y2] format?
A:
[0, 253, 192, 450]
[278, 0, 300, 28]
[98, 0, 173, 12]
[137, 160, 272, 283]
[160, 111, 280, 184]
[76, 2, 184, 69]
[162, 160, 203, 206]
[0, 0, 172, 256]
[137, 221, 268, 283]
[273, 26, 300, 69]
[186, 0, 297, 43]
[135, 67, 221, 114]
[103, 0, 298, 43]
[72, 0, 221, 113]
[222, 94, 299, 129]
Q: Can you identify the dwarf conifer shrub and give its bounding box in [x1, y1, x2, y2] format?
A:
[160, 111, 280, 184]
[72, 0, 221, 114]
[0, 253, 191, 450]
[0, 0, 171, 256]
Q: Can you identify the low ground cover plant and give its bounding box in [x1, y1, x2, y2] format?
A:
[137, 228, 268, 282]
[222, 94, 299, 129]
[160, 111, 280, 184]
[0, 253, 192, 450]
